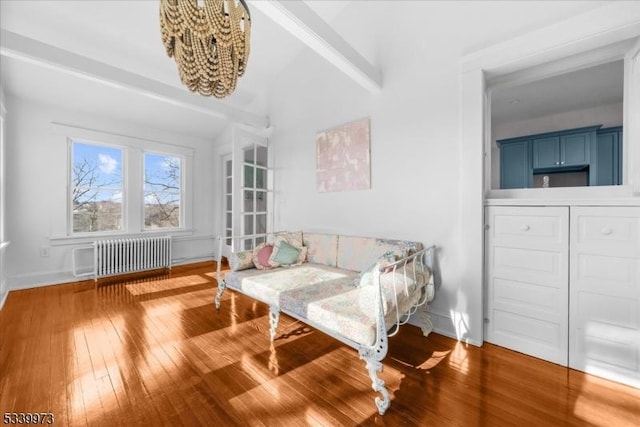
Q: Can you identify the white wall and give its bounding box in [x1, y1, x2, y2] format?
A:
[266, 3, 472, 343]
[491, 102, 624, 188]
[0, 86, 7, 309]
[3, 96, 217, 290]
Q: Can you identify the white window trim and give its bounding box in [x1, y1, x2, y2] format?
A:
[53, 122, 193, 240]
[68, 138, 127, 236]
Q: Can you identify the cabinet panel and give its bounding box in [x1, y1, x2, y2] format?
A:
[485, 206, 569, 365]
[561, 132, 590, 166]
[500, 141, 529, 189]
[570, 206, 640, 389]
[532, 136, 559, 169]
[595, 128, 622, 186]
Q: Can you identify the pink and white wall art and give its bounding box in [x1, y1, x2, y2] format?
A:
[316, 118, 371, 192]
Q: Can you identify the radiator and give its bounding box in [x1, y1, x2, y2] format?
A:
[93, 236, 172, 280]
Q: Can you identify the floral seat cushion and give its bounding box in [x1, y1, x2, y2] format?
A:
[279, 266, 429, 346]
[225, 264, 358, 307]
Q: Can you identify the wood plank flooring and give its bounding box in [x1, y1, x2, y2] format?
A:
[1, 261, 639, 426]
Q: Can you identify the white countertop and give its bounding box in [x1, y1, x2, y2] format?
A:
[485, 185, 640, 206]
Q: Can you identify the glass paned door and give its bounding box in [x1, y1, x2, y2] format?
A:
[241, 144, 269, 250]
[223, 154, 233, 250]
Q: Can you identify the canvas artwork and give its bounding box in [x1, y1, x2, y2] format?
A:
[316, 118, 371, 192]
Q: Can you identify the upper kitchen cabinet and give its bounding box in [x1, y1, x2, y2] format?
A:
[531, 126, 598, 171]
[595, 127, 623, 186]
[498, 125, 620, 189]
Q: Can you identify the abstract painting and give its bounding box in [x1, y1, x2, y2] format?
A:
[316, 118, 371, 192]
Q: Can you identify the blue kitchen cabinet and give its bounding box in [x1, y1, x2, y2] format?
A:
[499, 140, 531, 189]
[532, 127, 596, 170]
[498, 125, 620, 189]
[595, 127, 622, 186]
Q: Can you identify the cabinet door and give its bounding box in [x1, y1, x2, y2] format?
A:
[570, 207, 640, 389]
[595, 131, 620, 186]
[500, 141, 530, 189]
[561, 132, 590, 167]
[485, 206, 569, 365]
[532, 136, 560, 169]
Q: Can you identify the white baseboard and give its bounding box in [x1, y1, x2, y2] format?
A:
[425, 311, 483, 347]
[0, 290, 7, 311]
[8, 254, 217, 291]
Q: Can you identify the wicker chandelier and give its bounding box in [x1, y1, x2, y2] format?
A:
[160, 0, 251, 98]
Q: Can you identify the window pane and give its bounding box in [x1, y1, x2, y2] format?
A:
[255, 236, 266, 245]
[244, 190, 254, 212]
[256, 168, 266, 189]
[256, 191, 266, 212]
[226, 177, 232, 194]
[242, 239, 253, 251]
[225, 212, 232, 228]
[144, 191, 180, 229]
[73, 189, 122, 233]
[226, 159, 232, 176]
[144, 153, 181, 229]
[71, 141, 123, 233]
[244, 165, 254, 187]
[256, 214, 267, 234]
[244, 214, 254, 235]
[244, 147, 255, 164]
[226, 195, 232, 208]
[256, 145, 268, 167]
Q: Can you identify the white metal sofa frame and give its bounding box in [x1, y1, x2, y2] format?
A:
[214, 236, 435, 415]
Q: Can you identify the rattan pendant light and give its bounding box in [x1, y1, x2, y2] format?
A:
[160, 0, 251, 98]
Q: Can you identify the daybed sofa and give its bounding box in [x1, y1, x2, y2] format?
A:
[215, 231, 435, 415]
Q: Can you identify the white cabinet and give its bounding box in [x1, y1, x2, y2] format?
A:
[485, 205, 640, 389]
[485, 206, 569, 365]
[570, 206, 640, 388]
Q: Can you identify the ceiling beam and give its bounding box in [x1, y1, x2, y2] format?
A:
[250, 0, 382, 93]
[0, 29, 269, 129]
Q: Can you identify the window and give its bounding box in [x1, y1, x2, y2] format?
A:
[144, 152, 182, 229]
[70, 140, 123, 233]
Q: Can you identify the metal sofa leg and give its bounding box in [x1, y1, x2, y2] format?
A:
[214, 281, 227, 309]
[269, 305, 280, 341]
[358, 352, 391, 415]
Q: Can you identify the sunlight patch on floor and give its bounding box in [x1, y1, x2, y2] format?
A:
[415, 349, 451, 370]
[138, 288, 213, 312]
[125, 274, 209, 295]
[573, 374, 640, 427]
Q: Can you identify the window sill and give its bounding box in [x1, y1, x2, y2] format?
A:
[49, 229, 205, 247]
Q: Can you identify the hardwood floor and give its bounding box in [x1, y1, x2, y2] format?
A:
[1, 262, 639, 426]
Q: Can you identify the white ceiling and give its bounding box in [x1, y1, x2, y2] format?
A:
[0, 0, 620, 141]
[0, 0, 351, 140]
[491, 60, 625, 125]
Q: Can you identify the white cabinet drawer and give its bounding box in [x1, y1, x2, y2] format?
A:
[489, 206, 566, 250]
[572, 206, 640, 257]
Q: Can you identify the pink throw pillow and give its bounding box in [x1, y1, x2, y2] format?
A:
[253, 243, 274, 270]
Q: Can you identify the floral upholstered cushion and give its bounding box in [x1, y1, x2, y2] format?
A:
[229, 250, 254, 271]
[279, 276, 425, 347]
[303, 233, 338, 267]
[266, 231, 304, 247]
[336, 236, 423, 272]
[224, 264, 357, 307]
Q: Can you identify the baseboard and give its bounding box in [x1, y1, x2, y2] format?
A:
[8, 270, 79, 291]
[0, 290, 7, 311]
[8, 255, 217, 292]
[426, 311, 483, 347]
